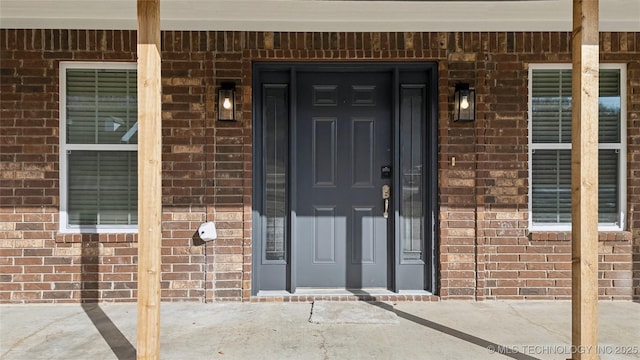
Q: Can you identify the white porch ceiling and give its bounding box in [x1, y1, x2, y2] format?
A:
[0, 0, 638, 32]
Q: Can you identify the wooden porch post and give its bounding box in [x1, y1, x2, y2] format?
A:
[137, 0, 162, 359]
[571, 0, 599, 359]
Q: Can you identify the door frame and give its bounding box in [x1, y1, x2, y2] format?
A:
[251, 62, 439, 295]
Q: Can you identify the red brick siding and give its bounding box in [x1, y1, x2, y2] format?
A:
[1, 30, 638, 303]
[626, 57, 640, 301]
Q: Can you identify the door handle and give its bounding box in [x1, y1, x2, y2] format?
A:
[382, 184, 390, 219]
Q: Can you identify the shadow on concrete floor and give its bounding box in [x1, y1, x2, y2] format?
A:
[370, 301, 538, 360]
[81, 303, 136, 360]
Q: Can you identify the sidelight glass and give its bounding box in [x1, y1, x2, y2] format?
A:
[400, 86, 425, 262]
[263, 85, 289, 262]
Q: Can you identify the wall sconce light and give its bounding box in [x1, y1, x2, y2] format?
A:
[453, 83, 475, 122]
[218, 82, 236, 121]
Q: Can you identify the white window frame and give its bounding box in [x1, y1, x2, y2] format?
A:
[59, 61, 138, 234]
[528, 63, 627, 232]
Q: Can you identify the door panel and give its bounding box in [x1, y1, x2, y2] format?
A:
[295, 72, 391, 289]
[351, 207, 375, 263]
[312, 118, 337, 186]
[352, 119, 374, 186]
[313, 206, 337, 263]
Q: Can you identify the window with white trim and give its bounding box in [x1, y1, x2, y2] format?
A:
[60, 62, 138, 233]
[528, 64, 626, 231]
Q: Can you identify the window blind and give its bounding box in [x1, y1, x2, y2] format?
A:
[65, 68, 138, 226]
[67, 151, 137, 225]
[530, 68, 622, 226]
[532, 69, 621, 144]
[66, 69, 137, 144]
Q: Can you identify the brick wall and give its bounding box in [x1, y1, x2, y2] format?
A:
[1, 30, 638, 303]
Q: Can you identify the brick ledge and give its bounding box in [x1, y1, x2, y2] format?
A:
[528, 231, 632, 242]
[55, 233, 138, 243]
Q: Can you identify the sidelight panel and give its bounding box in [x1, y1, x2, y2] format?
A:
[263, 85, 289, 263]
[400, 86, 425, 263]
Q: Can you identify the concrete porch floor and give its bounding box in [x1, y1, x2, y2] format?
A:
[1, 301, 639, 360]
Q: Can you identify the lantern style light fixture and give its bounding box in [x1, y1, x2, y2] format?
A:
[218, 82, 236, 121]
[453, 83, 475, 122]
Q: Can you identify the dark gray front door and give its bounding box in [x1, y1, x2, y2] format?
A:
[295, 71, 391, 289]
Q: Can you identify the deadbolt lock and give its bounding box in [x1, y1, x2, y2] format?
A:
[382, 185, 390, 199]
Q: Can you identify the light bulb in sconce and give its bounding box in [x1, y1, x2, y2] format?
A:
[453, 83, 474, 122]
[460, 96, 469, 110]
[223, 97, 232, 110]
[218, 82, 236, 121]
